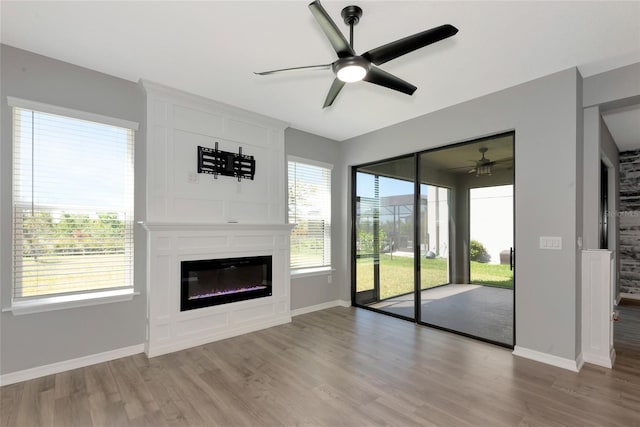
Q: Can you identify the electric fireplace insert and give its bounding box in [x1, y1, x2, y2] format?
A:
[180, 255, 272, 311]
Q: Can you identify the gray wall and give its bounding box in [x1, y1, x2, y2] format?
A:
[582, 63, 640, 300]
[0, 45, 147, 375]
[573, 72, 584, 357]
[582, 107, 602, 251]
[340, 68, 583, 361]
[583, 63, 640, 109]
[284, 128, 344, 309]
[2, 42, 636, 375]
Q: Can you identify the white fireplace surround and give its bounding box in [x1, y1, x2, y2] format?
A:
[143, 222, 293, 357]
[141, 81, 292, 357]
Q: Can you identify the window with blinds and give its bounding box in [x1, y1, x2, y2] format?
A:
[10, 98, 136, 300]
[287, 157, 332, 270]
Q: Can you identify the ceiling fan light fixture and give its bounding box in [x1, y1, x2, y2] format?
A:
[337, 65, 367, 82]
[333, 56, 370, 83]
[476, 165, 492, 176]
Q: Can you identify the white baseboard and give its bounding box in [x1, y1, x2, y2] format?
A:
[616, 293, 623, 305]
[620, 292, 640, 301]
[513, 345, 582, 372]
[583, 348, 616, 369]
[575, 352, 584, 371]
[0, 344, 144, 386]
[291, 299, 351, 317]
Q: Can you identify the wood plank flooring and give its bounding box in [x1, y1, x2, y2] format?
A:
[2, 304, 640, 426]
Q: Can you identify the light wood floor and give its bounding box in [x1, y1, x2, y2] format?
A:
[2, 303, 640, 427]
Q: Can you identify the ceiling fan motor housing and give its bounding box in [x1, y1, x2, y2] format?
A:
[341, 5, 363, 26]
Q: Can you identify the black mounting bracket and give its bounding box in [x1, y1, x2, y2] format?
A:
[197, 142, 256, 182]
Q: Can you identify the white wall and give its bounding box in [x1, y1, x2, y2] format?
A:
[143, 81, 287, 224]
[141, 82, 292, 357]
[339, 68, 584, 364]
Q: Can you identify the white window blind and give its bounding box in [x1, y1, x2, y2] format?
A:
[288, 158, 331, 270]
[11, 101, 135, 300]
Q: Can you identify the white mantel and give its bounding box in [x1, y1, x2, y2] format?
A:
[143, 222, 293, 357]
[141, 82, 292, 357]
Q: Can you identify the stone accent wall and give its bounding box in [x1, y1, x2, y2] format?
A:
[619, 149, 640, 295]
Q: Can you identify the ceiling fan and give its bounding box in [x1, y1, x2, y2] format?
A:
[467, 147, 511, 176]
[255, 0, 458, 108]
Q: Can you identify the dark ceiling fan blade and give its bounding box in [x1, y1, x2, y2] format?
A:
[362, 24, 458, 66]
[309, 0, 355, 58]
[363, 66, 417, 95]
[254, 64, 332, 76]
[493, 157, 513, 164]
[323, 78, 346, 108]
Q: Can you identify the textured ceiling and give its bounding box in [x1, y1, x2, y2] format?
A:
[1, 1, 639, 142]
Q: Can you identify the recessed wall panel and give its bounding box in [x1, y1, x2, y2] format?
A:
[173, 105, 224, 137]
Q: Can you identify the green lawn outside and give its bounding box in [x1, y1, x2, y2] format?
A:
[470, 262, 514, 288]
[357, 256, 513, 300]
[17, 254, 128, 297]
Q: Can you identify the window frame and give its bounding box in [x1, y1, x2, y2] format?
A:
[287, 155, 333, 275]
[7, 97, 139, 315]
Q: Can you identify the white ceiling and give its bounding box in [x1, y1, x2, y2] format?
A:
[602, 104, 640, 153]
[1, 1, 639, 142]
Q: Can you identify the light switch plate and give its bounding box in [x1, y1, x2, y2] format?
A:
[540, 236, 562, 250]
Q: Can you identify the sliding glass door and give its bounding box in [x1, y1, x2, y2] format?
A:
[354, 172, 379, 305]
[352, 132, 515, 348]
[420, 184, 451, 290]
[354, 156, 416, 319]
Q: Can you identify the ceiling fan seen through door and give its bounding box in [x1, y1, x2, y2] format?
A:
[467, 147, 513, 176]
[255, 0, 459, 108]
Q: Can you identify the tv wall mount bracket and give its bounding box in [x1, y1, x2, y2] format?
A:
[197, 142, 256, 182]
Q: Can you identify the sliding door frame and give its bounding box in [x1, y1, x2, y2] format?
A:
[350, 131, 516, 349]
[351, 153, 417, 321]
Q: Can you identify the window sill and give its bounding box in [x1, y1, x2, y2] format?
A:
[4, 288, 139, 316]
[291, 267, 334, 278]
